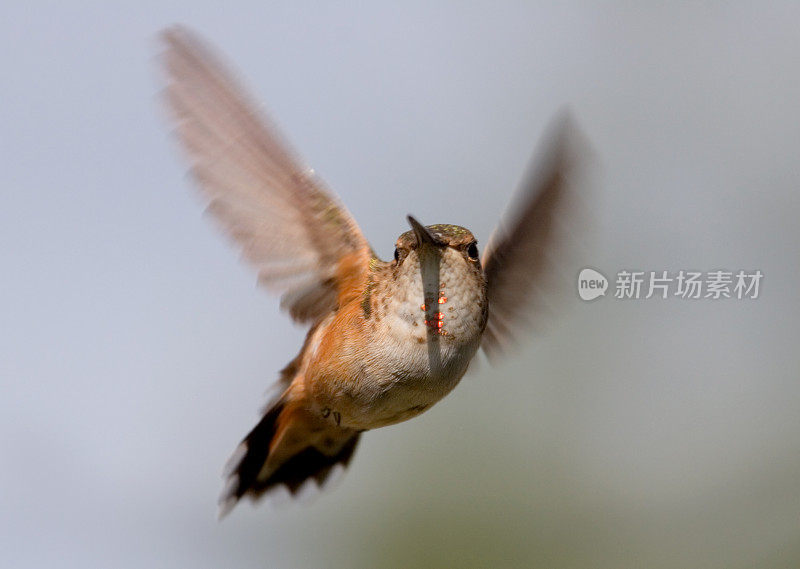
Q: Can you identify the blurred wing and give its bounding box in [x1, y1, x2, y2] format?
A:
[481, 113, 591, 360]
[161, 26, 372, 323]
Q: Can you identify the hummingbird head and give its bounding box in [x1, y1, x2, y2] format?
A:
[394, 215, 480, 264]
[388, 216, 486, 335]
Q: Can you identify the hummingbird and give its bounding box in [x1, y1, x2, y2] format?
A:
[161, 27, 588, 516]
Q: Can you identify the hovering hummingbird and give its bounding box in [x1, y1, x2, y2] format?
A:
[161, 27, 588, 516]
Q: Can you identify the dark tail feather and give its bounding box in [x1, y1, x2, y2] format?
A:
[219, 398, 361, 516]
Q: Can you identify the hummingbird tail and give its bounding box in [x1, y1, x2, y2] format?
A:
[219, 396, 361, 516]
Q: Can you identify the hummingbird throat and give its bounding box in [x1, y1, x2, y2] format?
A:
[418, 248, 447, 336]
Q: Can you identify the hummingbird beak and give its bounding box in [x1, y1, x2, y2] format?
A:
[407, 215, 443, 247]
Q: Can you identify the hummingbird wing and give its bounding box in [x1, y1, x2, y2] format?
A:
[480, 113, 591, 361]
[161, 27, 372, 323]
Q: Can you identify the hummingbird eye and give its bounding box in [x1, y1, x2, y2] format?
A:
[393, 248, 401, 263]
[466, 242, 479, 261]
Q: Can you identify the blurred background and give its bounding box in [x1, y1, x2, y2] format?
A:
[2, 2, 799, 568]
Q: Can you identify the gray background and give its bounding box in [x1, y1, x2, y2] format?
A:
[2, 2, 799, 568]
